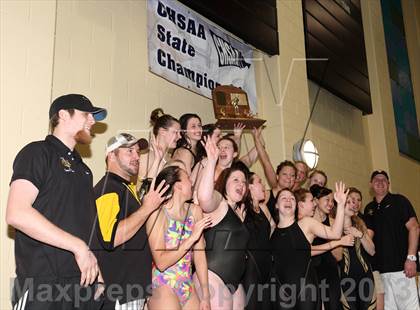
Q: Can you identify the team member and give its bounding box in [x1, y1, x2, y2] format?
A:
[138, 108, 181, 182]
[7, 94, 107, 308]
[172, 113, 203, 175]
[364, 170, 419, 310]
[195, 136, 250, 309]
[243, 172, 275, 309]
[147, 166, 211, 310]
[94, 133, 169, 309]
[295, 188, 316, 219]
[307, 170, 327, 188]
[333, 189, 376, 310]
[192, 128, 259, 189]
[292, 161, 309, 191]
[270, 183, 348, 310]
[191, 124, 222, 186]
[311, 184, 343, 310]
[252, 127, 297, 218]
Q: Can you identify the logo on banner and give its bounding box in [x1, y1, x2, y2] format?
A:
[210, 30, 250, 69]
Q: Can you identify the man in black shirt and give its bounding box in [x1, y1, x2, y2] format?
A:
[6, 94, 107, 309]
[364, 170, 419, 310]
[94, 133, 168, 309]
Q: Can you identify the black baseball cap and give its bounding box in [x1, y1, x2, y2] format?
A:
[370, 170, 389, 181]
[49, 94, 107, 121]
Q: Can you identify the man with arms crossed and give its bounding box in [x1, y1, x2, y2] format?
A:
[6, 94, 107, 308]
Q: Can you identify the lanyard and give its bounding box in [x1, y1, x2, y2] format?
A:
[123, 182, 140, 204]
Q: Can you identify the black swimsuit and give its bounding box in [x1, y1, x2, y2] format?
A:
[174, 146, 198, 170]
[243, 211, 272, 309]
[271, 222, 319, 310]
[312, 217, 343, 310]
[267, 190, 277, 219]
[204, 206, 250, 293]
[340, 238, 376, 310]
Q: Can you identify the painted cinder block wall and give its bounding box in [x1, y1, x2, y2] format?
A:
[1, 0, 419, 308]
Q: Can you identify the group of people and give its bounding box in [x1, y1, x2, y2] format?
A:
[6, 94, 419, 310]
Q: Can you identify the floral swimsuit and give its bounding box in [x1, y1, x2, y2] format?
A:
[152, 207, 194, 306]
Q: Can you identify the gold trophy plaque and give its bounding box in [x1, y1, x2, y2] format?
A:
[212, 85, 266, 129]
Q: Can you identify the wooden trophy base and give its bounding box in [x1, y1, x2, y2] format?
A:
[212, 85, 266, 131]
[215, 118, 266, 130]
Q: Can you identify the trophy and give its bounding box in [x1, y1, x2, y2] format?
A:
[212, 85, 266, 129]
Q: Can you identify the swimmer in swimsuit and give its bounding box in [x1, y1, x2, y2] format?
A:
[138, 108, 180, 185]
[147, 166, 212, 310]
[152, 207, 195, 306]
[195, 138, 251, 310]
[172, 113, 203, 176]
[270, 184, 348, 310]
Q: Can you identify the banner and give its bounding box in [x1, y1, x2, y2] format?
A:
[147, 0, 257, 112]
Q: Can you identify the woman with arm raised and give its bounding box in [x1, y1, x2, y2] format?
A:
[251, 127, 297, 218]
[270, 182, 348, 310]
[333, 187, 376, 310]
[310, 184, 344, 310]
[192, 124, 259, 188]
[194, 136, 250, 309]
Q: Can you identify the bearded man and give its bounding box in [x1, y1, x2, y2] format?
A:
[6, 94, 107, 309]
[93, 133, 168, 309]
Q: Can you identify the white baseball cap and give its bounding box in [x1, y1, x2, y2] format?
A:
[105, 133, 148, 155]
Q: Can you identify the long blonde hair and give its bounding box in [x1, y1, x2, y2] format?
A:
[331, 187, 368, 233]
[348, 187, 367, 233]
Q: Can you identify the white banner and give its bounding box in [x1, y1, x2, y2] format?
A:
[147, 0, 257, 112]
